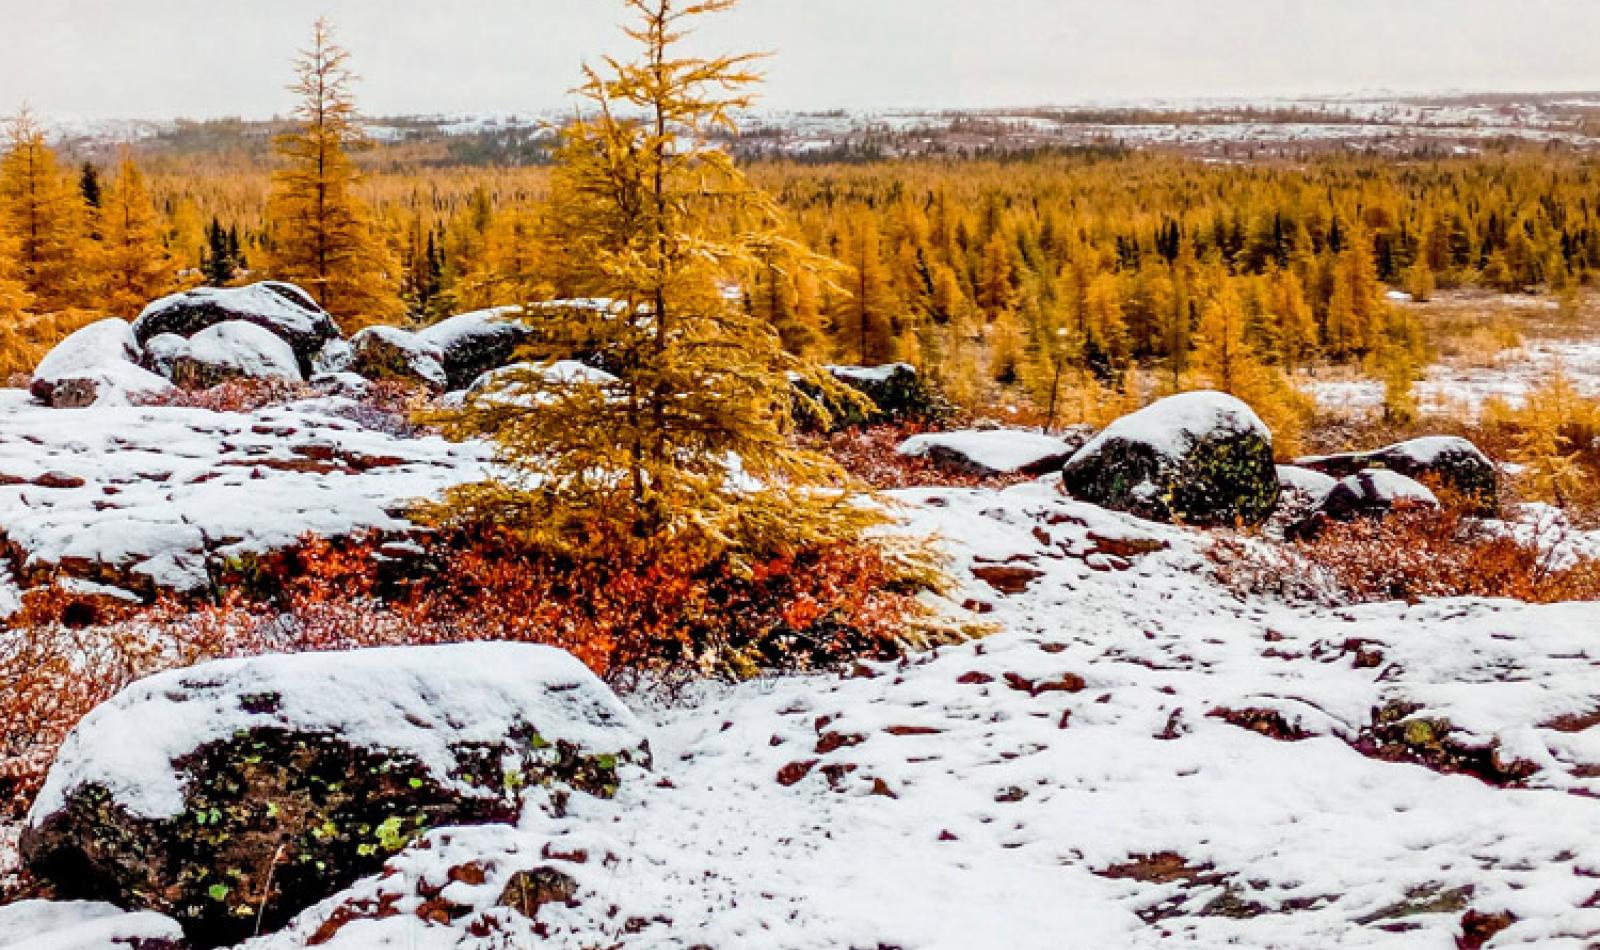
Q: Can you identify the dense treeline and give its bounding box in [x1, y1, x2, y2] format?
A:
[6, 100, 1600, 420]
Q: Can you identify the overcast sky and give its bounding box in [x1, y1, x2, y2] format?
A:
[5, 0, 1600, 120]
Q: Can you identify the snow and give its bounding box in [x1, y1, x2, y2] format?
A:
[898, 429, 1074, 474]
[827, 362, 915, 384]
[1276, 464, 1337, 500]
[0, 389, 487, 592]
[28, 318, 173, 407]
[30, 318, 140, 385]
[182, 320, 303, 381]
[350, 325, 448, 389]
[29, 642, 646, 823]
[0, 900, 184, 950]
[135, 282, 330, 343]
[415, 306, 525, 353]
[464, 361, 619, 407]
[1069, 390, 1269, 462]
[227, 480, 1600, 948]
[1342, 468, 1439, 505]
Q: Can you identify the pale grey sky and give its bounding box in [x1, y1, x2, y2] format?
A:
[4, 0, 1599, 120]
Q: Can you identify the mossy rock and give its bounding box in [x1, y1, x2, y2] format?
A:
[798, 363, 954, 432]
[349, 326, 448, 390]
[1061, 392, 1279, 527]
[21, 644, 648, 948]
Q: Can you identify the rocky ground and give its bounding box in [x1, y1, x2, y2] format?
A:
[3, 284, 1600, 949]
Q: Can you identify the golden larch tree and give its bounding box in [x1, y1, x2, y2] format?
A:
[94, 151, 178, 317]
[266, 18, 401, 329]
[0, 110, 87, 313]
[431, 0, 877, 570]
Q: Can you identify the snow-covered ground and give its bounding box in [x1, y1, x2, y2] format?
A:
[0, 389, 486, 597]
[1304, 337, 1600, 418]
[235, 482, 1600, 949]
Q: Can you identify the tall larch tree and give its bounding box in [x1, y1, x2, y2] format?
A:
[0, 110, 87, 313]
[831, 212, 898, 364]
[94, 152, 178, 316]
[431, 0, 876, 570]
[266, 18, 401, 329]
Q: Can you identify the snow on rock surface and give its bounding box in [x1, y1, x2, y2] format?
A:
[28, 642, 646, 824]
[173, 320, 302, 387]
[349, 325, 448, 390]
[1298, 435, 1498, 513]
[0, 389, 487, 593]
[1276, 463, 1337, 501]
[24, 644, 648, 947]
[897, 429, 1078, 476]
[1318, 468, 1441, 525]
[1062, 391, 1279, 526]
[237, 481, 1600, 949]
[415, 307, 532, 389]
[462, 360, 620, 408]
[132, 282, 339, 373]
[0, 900, 185, 950]
[28, 318, 172, 408]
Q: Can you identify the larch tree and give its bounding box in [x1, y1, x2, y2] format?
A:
[831, 212, 898, 364]
[0, 109, 88, 313]
[266, 17, 401, 329]
[430, 0, 877, 570]
[94, 152, 178, 316]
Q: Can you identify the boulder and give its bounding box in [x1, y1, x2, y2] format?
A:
[463, 360, 620, 408]
[140, 333, 189, 379]
[1061, 391, 1279, 527]
[804, 363, 953, 431]
[349, 325, 449, 390]
[29, 319, 173, 408]
[0, 900, 186, 950]
[169, 321, 302, 389]
[1276, 465, 1338, 504]
[23, 643, 649, 948]
[131, 283, 339, 375]
[1319, 468, 1439, 524]
[416, 307, 533, 390]
[897, 429, 1080, 478]
[1296, 436, 1497, 514]
[310, 337, 354, 376]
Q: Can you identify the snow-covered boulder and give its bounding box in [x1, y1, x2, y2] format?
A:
[416, 306, 533, 390]
[1318, 468, 1440, 524]
[1297, 436, 1498, 514]
[349, 325, 449, 390]
[23, 643, 649, 948]
[310, 336, 354, 376]
[1061, 391, 1279, 526]
[0, 900, 186, 950]
[28, 318, 173, 408]
[897, 429, 1079, 478]
[462, 360, 619, 408]
[800, 363, 951, 430]
[131, 282, 339, 374]
[169, 321, 302, 389]
[140, 332, 189, 379]
[1276, 464, 1338, 503]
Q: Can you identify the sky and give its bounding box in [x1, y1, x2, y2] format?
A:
[4, 0, 1600, 121]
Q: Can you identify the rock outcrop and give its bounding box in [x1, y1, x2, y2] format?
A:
[131, 283, 339, 375]
[897, 429, 1081, 478]
[23, 644, 649, 948]
[416, 307, 533, 390]
[349, 326, 448, 390]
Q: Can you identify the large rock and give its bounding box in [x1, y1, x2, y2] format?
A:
[29, 319, 173, 408]
[169, 321, 302, 389]
[349, 325, 448, 390]
[22, 643, 649, 948]
[1061, 391, 1279, 527]
[140, 333, 189, 380]
[132, 283, 339, 375]
[0, 900, 186, 950]
[458, 360, 620, 409]
[416, 307, 533, 390]
[1318, 469, 1440, 524]
[897, 429, 1081, 478]
[800, 363, 953, 431]
[1296, 436, 1497, 514]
